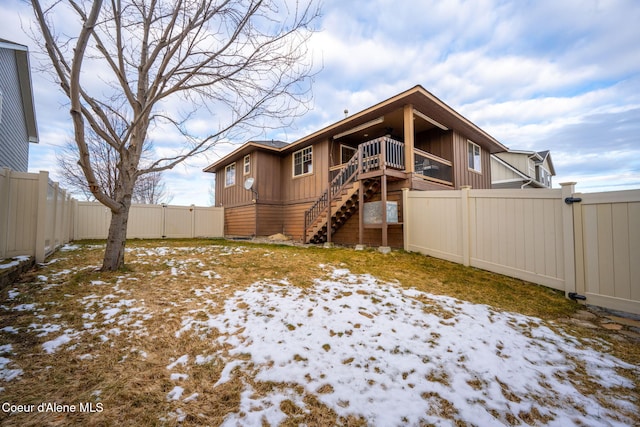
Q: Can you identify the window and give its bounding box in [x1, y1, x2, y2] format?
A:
[225, 163, 236, 187]
[293, 146, 313, 176]
[467, 141, 481, 173]
[528, 161, 536, 180]
[538, 166, 551, 187]
[340, 145, 357, 164]
[243, 154, 251, 175]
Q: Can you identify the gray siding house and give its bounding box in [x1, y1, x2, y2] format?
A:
[0, 39, 38, 172]
[491, 150, 555, 189]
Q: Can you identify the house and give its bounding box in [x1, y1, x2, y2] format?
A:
[204, 85, 508, 248]
[0, 39, 38, 172]
[491, 150, 555, 189]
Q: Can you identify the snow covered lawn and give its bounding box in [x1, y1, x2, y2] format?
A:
[0, 241, 638, 426]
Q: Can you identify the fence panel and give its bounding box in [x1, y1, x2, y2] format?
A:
[0, 169, 74, 262]
[72, 202, 224, 240]
[127, 204, 164, 239]
[75, 202, 111, 240]
[1, 170, 39, 258]
[194, 206, 225, 237]
[163, 205, 194, 238]
[404, 186, 640, 314]
[469, 189, 565, 290]
[403, 190, 464, 264]
[574, 190, 640, 314]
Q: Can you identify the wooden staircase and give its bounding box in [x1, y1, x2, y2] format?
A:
[304, 137, 406, 244]
[305, 178, 380, 244]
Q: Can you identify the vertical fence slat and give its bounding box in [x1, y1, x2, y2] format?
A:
[35, 171, 49, 263]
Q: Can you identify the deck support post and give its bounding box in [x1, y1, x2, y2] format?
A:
[404, 104, 415, 174]
[325, 187, 331, 244]
[358, 147, 364, 246]
[381, 174, 388, 248]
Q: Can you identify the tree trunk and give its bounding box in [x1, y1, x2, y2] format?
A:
[101, 202, 131, 271]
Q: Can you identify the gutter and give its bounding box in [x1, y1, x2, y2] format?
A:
[521, 179, 533, 189]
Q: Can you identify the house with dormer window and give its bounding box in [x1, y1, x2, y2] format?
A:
[491, 150, 556, 189]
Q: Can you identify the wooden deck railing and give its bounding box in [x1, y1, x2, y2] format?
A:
[360, 136, 405, 173]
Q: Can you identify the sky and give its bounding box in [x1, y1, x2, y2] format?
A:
[1, 0, 639, 205]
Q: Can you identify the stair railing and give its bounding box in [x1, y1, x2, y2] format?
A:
[304, 150, 360, 239]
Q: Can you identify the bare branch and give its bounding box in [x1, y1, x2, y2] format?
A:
[30, 0, 320, 270]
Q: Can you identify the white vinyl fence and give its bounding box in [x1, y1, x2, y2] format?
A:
[0, 168, 74, 262]
[403, 184, 640, 315]
[1, 168, 224, 263]
[74, 202, 224, 240]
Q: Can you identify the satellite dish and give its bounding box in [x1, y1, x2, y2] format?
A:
[244, 177, 255, 190]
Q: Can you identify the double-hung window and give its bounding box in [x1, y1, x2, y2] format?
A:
[293, 146, 313, 176]
[468, 141, 481, 173]
[225, 163, 236, 187]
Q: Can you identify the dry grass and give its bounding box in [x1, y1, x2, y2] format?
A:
[0, 239, 638, 426]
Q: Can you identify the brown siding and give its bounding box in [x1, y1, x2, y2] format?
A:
[451, 131, 491, 189]
[255, 151, 282, 203]
[225, 205, 256, 237]
[256, 204, 284, 236]
[216, 159, 254, 207]
[281, 139, 330, 203]
[281, 201, 314, 241]
[415, 129, 453, 162]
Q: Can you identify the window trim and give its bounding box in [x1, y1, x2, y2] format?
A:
[243, 154, 251, 175]
[467, 141, 482, 174]
[293, 146, 313, 177]
[340, 144, 357, 164]
[538, 166, 551, 187]
[224, 163, 236, 187]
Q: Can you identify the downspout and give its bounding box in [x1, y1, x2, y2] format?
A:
[521, 179, 533, 189]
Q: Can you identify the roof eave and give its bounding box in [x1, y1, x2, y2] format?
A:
[203, 141, 284, 173]
[280, 85, 508, 154]
[14, 47, 39, 143]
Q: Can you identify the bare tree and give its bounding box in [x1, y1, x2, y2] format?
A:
[57, 134, 173, 204]
[30, 0, 319, 270]
[132, 171, 173, 205]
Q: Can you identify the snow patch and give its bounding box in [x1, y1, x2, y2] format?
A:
[210, 268, 636, 426]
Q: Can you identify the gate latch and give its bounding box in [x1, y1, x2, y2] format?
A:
[564, 197, 582, 205]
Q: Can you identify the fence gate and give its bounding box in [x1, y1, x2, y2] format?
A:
[572, 190, 640, 315]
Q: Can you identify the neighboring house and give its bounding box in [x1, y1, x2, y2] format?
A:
[204, 85, 508, 248]
[0, 38, 38, 172]
[491, 150, 555, 189]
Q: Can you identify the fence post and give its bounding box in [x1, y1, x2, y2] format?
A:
[0, 168, 11, 259]
[35, 171, 49, 263]
[560, 182, 578, 298]
[71, 198, 78, 241]
[51, 181, 60, 252]
[191, 204, 196, 238]
[460, 186, 471, 267]
[402, 188, 410, 251]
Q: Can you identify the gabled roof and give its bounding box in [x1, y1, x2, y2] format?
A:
[490, 154, 545, 188]
[0, 38, 38, 144]
[204, 85, 508, 173]
[204, 140, 288, 172]
[496, 149, 556, 176]
[536, 150, 555, 175]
